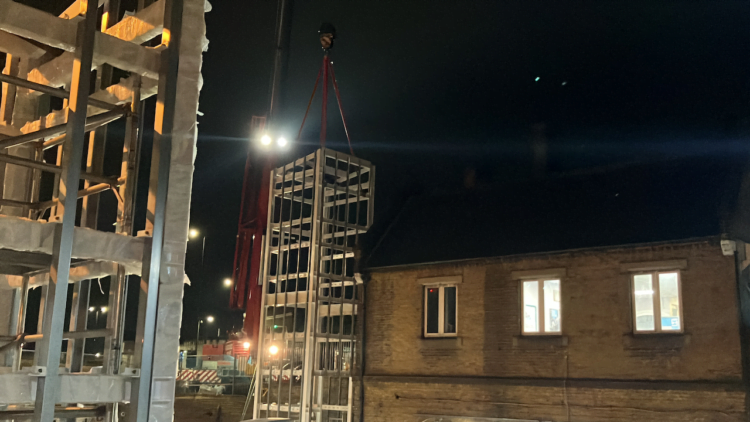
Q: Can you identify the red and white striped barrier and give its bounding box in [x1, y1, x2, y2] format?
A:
[177, 369, 221, 384]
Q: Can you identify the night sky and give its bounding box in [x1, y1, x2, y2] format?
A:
[18, 1, 750, 344]
[189, 0, 750, 341]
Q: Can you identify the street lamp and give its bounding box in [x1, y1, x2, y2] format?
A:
[224, 278, 232, 287]
[188, 227, 207, 265]
[196, 316, 214, 353]
[89, 306, 107, 325]
[269, 345, 279, 355]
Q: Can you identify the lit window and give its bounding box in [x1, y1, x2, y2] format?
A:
[424, 285, 457, 337]
[522, 279, 561, 334]
[632, 271, 682, 333]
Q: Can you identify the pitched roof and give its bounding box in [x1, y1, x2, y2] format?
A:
[365, 157, 747, 269]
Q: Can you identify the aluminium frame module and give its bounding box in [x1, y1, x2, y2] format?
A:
[0, 0, 207, 421]
[254, 149, 374, 422]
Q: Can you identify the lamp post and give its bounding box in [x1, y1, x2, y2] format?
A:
[189, 228, 206, 266]
[88, 306, 107, 326]
[196, 316, 214, 353]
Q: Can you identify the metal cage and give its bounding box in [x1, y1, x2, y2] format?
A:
[254, 149, 374, 422]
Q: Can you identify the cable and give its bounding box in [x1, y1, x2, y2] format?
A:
[321, 54, 329, 148]
[295, 59, 324, 142]
[328, 60, 355, 156]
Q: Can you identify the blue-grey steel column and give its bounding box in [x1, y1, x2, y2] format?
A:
[130, 0, 183, 420]
[32, 2, 98, 421]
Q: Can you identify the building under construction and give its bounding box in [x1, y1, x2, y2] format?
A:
[0, 0, 207, 420]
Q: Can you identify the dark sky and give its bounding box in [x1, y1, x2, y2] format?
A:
[188, 0, 750, 340]
[19, 0, 750, 343]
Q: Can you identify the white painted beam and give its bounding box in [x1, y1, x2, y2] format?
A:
[27, 1, 166, 89]
[0, 0, 160, 79]
[0, 261, 127, 291]
[0, 31, 46, 60]
[106, 0, 165, 44]
[18, 75, 158, 134]
[0, 372, 131, 405]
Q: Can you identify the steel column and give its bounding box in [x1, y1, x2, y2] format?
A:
[32, 3, 98, 420]
[66, 279, 90, 372]
[130, 0, 184, 420]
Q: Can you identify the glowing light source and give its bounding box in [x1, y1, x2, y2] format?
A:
[224, 278, 232, 287]
[243, 341, 251, 349]
[95, 353, 101, 358]
[101, 12, 109, 31]
[261, 135, 272, 146]
[100, 307, 108, 313]
[89, 307, 95, 312]
[269, 345, 279, 355]
[206, 316, 215, 323]
[162, 29, 171, 46]
[189, 228, 199, 239]
[277, 137, 288, 147]
[535, 77, 540, 82]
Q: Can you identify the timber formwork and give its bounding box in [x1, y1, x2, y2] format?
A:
[0, 0, 207, 421]
[254, 149, 374, 422]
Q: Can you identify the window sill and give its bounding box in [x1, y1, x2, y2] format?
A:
[512, 335, 568, 349]
[623, 333, 690, 350]
[419, 337, 463, 350]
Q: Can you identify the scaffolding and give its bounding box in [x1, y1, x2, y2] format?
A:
[253, 149, 374, 422]
[0, 0, 207, 421]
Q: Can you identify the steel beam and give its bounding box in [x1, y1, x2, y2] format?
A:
[0, 153, 118, 185]
[0, 107, 125, 149]
[0, 407, 106, 420]
[20, 328, 111, 343]
[0, 0, 161, 79]
[32, 4, 97, 420]
[0, 197, 35, 209]
[36, 177, 124, 211]
[0, 73, 117, 111]
[0, 373, 132, 405]
[66, 279, 90, 372]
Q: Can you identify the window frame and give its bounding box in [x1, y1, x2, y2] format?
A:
[423, 284, 458, 338]
[520, 278, 563, 336]
[631, 270, 684, 334]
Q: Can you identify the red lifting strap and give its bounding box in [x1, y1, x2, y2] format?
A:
[296, 54, 356, 156]
[328, 60, 355, 156]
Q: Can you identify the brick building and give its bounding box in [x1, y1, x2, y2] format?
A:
[359, 158, 750, 422]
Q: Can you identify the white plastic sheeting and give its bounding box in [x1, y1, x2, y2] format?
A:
[1, 261, 117, 290]
[146, 1, 208, 421]
[0, 216, 145, 285]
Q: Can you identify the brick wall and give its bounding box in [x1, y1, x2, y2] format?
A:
[364, 378, 746, 422]
[362, 238, 746, 421]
